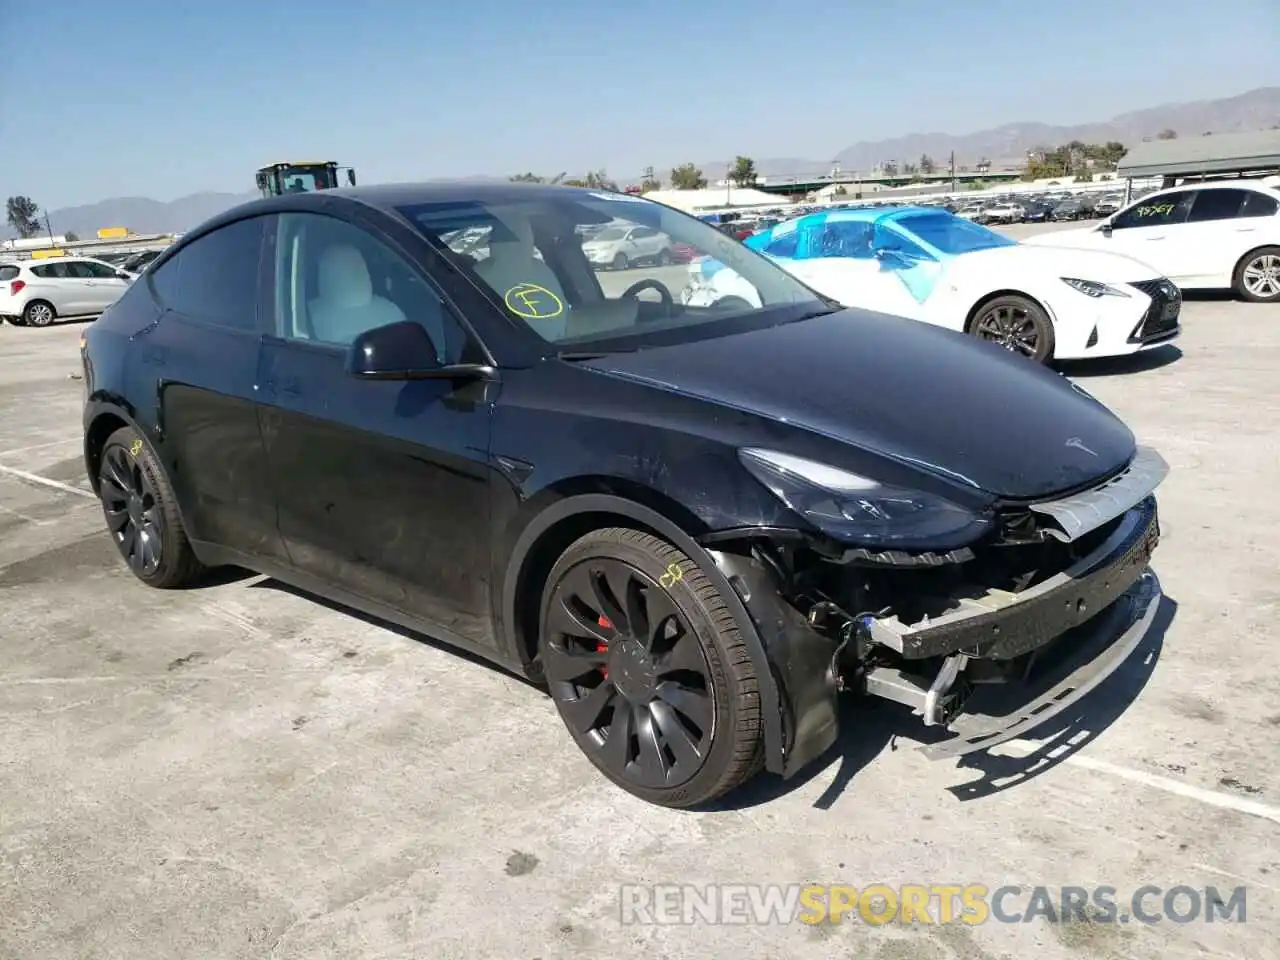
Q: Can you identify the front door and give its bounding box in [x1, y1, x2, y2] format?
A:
[1100, 189, 1196, 280]
[255, 210, 498, 649]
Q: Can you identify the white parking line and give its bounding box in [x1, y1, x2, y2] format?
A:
[0, 437, 81, 458]
[0, 463, 96, 500]
[1002, 738, 1280, 825]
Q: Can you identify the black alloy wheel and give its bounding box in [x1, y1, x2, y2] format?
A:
[971, 294, 1054, 363]
[97, 426, 203, 588]
[540, 528, 764, 807]
[100, 441, 165, 577]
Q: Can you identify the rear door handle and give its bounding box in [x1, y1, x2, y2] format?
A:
[1235, 227, 1256, 233]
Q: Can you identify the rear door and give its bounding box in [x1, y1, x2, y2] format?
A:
[30, 261, 91, 316]
[139, 216, 287, 563]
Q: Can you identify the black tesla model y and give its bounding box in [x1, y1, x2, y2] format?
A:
[81, 183, 1168, 807]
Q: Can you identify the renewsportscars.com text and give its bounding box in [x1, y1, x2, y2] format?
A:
[619, 884, 1247, 926]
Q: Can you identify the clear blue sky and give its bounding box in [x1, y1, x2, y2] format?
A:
[1, 0, 1276, 209]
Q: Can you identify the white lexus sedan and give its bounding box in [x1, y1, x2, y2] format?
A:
[1026, 179, 1280, 303]
[682, 207, 1180, 365]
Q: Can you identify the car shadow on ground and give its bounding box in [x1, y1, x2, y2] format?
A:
[711, 593, 1176, 812]
[1058, 344, 1182, 378]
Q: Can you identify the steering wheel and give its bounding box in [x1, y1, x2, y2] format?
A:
[619, 277, 674, 313]
[707, 295, 753, 311]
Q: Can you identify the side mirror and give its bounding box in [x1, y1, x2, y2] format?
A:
[347, 321, 441, 379]
[1100, 223, 1113, 237]
[116, 271, 132, 281]
[346, 320, 494, 382]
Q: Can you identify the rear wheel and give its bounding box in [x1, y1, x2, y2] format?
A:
[97, 426, 203, 588]
[23, 300, 56, 327]
[1234, 247, 1280, 303]
[970, 294, 1055, 363]
[539, 527, 764, 807]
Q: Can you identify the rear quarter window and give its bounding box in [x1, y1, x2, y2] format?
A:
[0, 266, 18, 281]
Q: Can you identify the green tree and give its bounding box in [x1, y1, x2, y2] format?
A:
[919, 154, 935, 174]
[1157, 128, 1177, 140]
[670, 163, 707, 190]
[6, 196, 40, 238]
[508, 172, 567, 184]
[882, 161, 898, 177]
[729, 156, 758, 187]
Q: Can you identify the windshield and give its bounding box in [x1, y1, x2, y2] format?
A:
[892, 211, 1015, 255]
[396, 191, 828, 350]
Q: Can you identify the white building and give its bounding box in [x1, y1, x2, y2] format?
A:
[641, 186, 785, 213]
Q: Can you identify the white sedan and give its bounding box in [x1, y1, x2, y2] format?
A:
[681, 207, 1181, 364]
[1025, 179, 1280, 303]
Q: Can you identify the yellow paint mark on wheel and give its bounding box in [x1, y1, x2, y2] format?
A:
[129, 438, 143, 457]
[659, 562, 684, 588]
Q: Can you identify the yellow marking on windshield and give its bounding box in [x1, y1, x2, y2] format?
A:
[504, 283, 564, 319]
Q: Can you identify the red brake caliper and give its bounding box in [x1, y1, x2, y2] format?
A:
[597, 616, 612, 678]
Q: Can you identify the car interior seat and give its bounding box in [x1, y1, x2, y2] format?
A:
[472, 215, 569, 340]
[308, 243, 407, 345]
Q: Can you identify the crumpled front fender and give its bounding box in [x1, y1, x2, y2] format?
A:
[705, 546, 842, 778]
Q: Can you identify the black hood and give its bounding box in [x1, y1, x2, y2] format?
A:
[581, 309, 1135, 499]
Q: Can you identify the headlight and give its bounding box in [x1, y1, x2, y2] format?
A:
[738, 448, 991, 550]
[1061, 277, 1129, 298]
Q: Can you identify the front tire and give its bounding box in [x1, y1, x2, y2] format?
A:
[656, 248, 672, 266]
[539, 527, 764, 808]
[970, 294, 1055, 363]
[23, 300, 56, 327]
[612, 252, 629, 271]
[97, 426, 203, 588]
[1234, 247, 1280, 303]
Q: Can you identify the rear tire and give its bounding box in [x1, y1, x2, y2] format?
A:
[23, 300, 56, 327]
[1233, 246, 1280, 303]
[969, 294, 1055, 363]
[97, 426, 204, 588]
[539, 527, 764, 808]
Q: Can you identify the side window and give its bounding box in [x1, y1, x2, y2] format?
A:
[82, 261, 119, 279]
[814, 221, 875, 259]
[31, 264, 53, 279]
[1241, 191, 1279, 218]
[63, 262, 95, 279]
[764, 231, 799, 258]
[1112, 192, 1195, 230]
[274, 212, 469, 363]
[150, 217, 265, 331]
[872, 223, 934, 262]
[1188, 190, 1246, 223]
[0, 266, 16, 282]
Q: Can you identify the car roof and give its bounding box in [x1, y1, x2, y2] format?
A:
[190, 180, 643, 245]
[1157, 179, 1275, 193]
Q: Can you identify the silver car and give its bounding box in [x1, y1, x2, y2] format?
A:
[0, 257, 134, 327]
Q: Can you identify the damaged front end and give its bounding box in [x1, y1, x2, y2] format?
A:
[699, 446, 1168, 777]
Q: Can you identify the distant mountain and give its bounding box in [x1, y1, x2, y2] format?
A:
[685, 86, 1280, 181]
[2, 192, 258, 242]
[8, 87, 1279, 239]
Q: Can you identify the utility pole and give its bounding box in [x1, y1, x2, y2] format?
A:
[950, 151, 956, 192]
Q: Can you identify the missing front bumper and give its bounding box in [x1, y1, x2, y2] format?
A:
[919, 569, 1161, 759]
